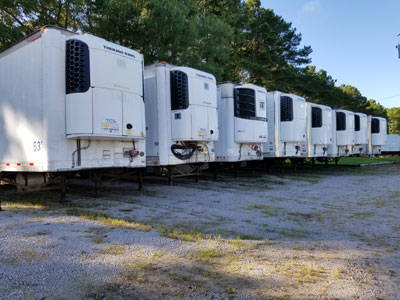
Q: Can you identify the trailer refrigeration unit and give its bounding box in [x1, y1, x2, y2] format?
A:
[0, 26, 146, 191]
[328, 110, 355, 157]
[144, 62, 218, 182]
[382, 134, 400, 154]
[368, 116, 387, 155]
[305, 103, 332, 158]
[352, 113, 368, 155]
[214, 83, 267, 163]
[263, 91, 307, 159]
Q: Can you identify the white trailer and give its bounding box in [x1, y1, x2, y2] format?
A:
[305, 102, 332, 157]
[0, 26, 146, 187]
[382, 134, 400, 154]
[263, 91, 307, 158]
[328, 109, 355, 157]
[214, 83, 267, 162]
[144, 63, 218, 168]
[368, 116, 387, 155]
[353, 113, 368, 155]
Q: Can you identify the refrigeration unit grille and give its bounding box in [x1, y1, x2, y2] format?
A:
[336, 112, 346, 131]
[234, 88, 256, 119]
[371, 118, 380, 134]
[280, 96, 293, 122]
[354, 114, 360, 131]
[170, 70, 189, 110]
[311, 107, 322, 128]
[65, 39, 90, 94]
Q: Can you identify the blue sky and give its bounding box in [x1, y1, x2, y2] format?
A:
[261, 0, 400, 108]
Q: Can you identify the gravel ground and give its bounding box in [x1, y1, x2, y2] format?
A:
[0, 164, 399, 299]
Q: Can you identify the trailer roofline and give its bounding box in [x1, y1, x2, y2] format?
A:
[0, 25, 76, 58]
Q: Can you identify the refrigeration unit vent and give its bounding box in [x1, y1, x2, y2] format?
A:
[354, 114, 360, 131]
[65, 39, 90, 94]
[170, 70, 189, 110]
[336, 112, 346, 131]
[311, 107, 322, 128]
[280, 96, 293, 122]
[371, 118, 380, 134]
[234, 88, 255, 119]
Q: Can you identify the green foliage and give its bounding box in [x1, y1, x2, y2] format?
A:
[387, 107, 400, 134]
[0, 0, 390, 120]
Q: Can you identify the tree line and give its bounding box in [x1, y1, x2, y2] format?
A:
[1, 0, 399, 132]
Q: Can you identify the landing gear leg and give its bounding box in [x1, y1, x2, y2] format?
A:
[60, 174, 67, 202]
[167, 167, 173, 186]
[212, 165, 218, 181]
[93, 173, 101, 198]
[138, 169, 144, 191]
[195, 166, 200, 183]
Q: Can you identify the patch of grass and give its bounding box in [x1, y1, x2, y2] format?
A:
[157, 226, 204, 242]
[148, 250, 165, 258]
[287, 210, 331, 224]
[62, 208, 152, 232]
[21, 249, 38, 262]
[197, 246, 224, 261]
[84, 227, 113, 244]
[123, 260, 157, 282]
[275, 228, 310, 239]
[2, 203, 45, 210]
[99, 245, 124, 255]
[227, 236, 244, 247]
[36, 230, 50, 236]
[0, 191, 64, 211]
[180, 232, 203, 242]
[268, 196, 287, 202]
[338, 156, 400, 165]
[352, 211, 374, 219]
[279, 260, 326, 284]
[246, 204, 284, 217]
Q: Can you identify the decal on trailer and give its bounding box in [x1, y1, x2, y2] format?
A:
[101, 119, 120, 133]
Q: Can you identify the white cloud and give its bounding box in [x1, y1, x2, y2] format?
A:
[299, 0, 321, 16]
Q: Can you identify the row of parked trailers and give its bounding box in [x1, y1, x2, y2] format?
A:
[0, 27, 398, 188]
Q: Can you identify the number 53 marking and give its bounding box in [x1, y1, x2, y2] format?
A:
[33, 141, 42, 152]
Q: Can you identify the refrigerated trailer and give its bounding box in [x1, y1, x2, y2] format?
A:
[328, 110, 355, 157]
[263, 91, 307, 158]
[214, 83, 267, 162]
[382, 134, 400, 154]
[368, 116, 387, 155]
[144, 63, 218, 171]
[306, 103, 332, 157]
[0, 26, 146, 188]
[352, 113, 368, 155]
